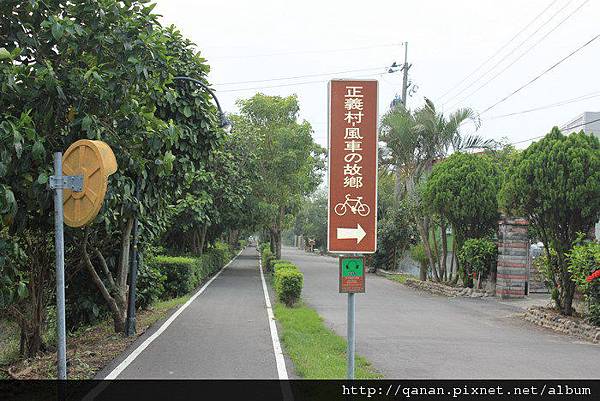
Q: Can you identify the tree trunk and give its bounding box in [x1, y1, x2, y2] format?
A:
[430, 225, 441, 282]
[269, 230, 276, 254]
[192, 230, 200, 254]
[275, 230, 282, 259]
[440, 220, 448, 281]
[272, 206, 285, 259]
[229, 229, 240, 248]
[416, 220, 434, 281]
[199, 225, 208, 255]
[556, 247, 576, 315]
[451, 237, 460, 285]
[83, 228, 127, 334]
[15, 311, 44, 358]
[448, 236, 456, 282]
[394, 168, 404, 200]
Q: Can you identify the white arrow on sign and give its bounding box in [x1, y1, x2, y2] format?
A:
[336, 224, 366, 244]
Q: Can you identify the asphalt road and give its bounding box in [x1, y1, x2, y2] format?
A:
[100, 248, 282, 379]
[282, 246, 600, 379]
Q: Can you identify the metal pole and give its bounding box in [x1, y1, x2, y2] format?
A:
[347, 292, 355, 379]
[52, 152, 67, 380]
[125, 177, 141, 336]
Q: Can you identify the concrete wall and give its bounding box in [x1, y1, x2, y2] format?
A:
[561, 111, 600, 137]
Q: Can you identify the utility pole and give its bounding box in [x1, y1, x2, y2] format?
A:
[401, 42, 411, 107]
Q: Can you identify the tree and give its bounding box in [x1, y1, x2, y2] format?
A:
[379, 98, 493, 281]
[235, 94, 324, 259]
[422, 152, 500, 283]
[380, 98, 489, 199]
[500, 128, 600, 315]
[1, 0, 222, 345]
[294, 190, 328, 250]
[162, 125, 259, 254]
[372, 200, 417, 271]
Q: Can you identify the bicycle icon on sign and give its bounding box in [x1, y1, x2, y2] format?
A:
[334, 194, 371, 217]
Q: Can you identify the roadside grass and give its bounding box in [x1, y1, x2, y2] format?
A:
[0, 319, 20, 379]
[4, 295, 190, 379]
[386, 274, 411, 285]
[274, 302, 381, 379]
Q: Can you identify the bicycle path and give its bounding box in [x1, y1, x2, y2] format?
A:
[283, 246, 600, 379]
[96, 247, 287, 379]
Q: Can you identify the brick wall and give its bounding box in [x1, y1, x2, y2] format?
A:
[497, 217, 529, 298]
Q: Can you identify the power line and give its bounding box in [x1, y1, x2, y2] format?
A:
[508, 135, 546, 145]
[437, 0, 559, 102]
[443, 0, 580, 108]
[210, 43, 402, 60]
[488, 90, 600, 119]
[214, 65, 390, 86]
[480, 33, 600, 114]
[446, 0, 589, 109]
[216, 71, 396, 93]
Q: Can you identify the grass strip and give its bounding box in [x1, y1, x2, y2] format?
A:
[386, 274, 410, 284]
[274, 302, 381, 379]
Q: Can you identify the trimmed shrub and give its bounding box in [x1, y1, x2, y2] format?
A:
[136, 255, 166, 309]
[204, 242, 232, 272]
[567, 240, 600, 326]
[272, 260, 294, 273]
[259, 242, 270, 254]
[148, 256, 200, 298]
[274, 264, 297, 275]
[458, 238, 497, 280]
[274, 267, 303, 307]
[148, 242, 232, 305]
[261, 247, 275, 272]
[148, 244, 233, 301]
[266, 254, 278, 271]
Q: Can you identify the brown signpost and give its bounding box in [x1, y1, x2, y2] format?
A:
[327, 80, 378, 254]
[327, 79, 378, 380]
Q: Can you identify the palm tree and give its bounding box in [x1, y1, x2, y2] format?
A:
[379, 97, 495, 281]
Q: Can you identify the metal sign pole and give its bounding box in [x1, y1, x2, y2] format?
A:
[52, 152, 67, 380]
[49, 151, 84, 380]
[347, 292, 355, 379]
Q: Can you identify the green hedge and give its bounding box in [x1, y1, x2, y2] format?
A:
[136, 255, 166, 309]
[273, 260, 296, 274]
[145, 242, 233, 299]
[147, 256, 200, 298]
[259, 242, 270, 253]
[274, 265, 303, 307]
[261, 246, 276, 272]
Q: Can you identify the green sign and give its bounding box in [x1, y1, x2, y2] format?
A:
[341, 258, 364, 277]
[339, 256, 365, 293]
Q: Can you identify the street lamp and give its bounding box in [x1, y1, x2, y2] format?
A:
[173, 76, 232, 133]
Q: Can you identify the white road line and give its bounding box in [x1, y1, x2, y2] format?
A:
[258, 255, 289, 380]
[103, 248, 244, 380]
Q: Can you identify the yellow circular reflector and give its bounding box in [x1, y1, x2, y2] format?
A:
[62, 140, 117, 228]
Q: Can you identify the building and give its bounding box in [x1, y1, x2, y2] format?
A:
[561, 111, 600, 240]
[560, 111, 600, 138]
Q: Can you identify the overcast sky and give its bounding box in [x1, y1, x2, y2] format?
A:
[153, 0, 599, 149]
